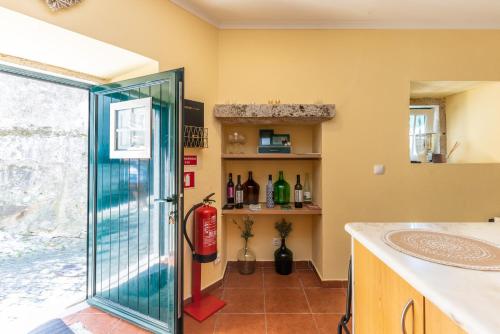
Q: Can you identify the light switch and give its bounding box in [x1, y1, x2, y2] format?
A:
[373, 164, 385, 175]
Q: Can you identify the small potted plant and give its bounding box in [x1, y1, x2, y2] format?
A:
[274, 218, 293, 275]
[233, 216, 256, 275]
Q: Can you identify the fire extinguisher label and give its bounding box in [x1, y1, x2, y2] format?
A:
[202, 215, 217, 248]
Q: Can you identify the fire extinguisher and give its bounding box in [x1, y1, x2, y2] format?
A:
[183, 193, 225, 321]
[183, 193, 217, 263]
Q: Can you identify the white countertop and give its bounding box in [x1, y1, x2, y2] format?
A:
[345, 222, 500, 334]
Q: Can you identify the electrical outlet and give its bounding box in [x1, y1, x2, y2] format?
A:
[272, 238, 280, 247]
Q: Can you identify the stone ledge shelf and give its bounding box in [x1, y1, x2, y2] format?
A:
[214, 104, 335, 124]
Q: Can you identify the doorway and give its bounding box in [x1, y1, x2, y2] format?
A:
[88, 70, 185, 333]
[0, 66, 90, 332]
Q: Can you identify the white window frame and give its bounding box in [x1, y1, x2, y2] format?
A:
[109, 97, 152, 159]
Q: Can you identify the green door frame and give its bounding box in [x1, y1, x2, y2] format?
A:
[88, 69, 185, 333]
[0, 64, 185, 333]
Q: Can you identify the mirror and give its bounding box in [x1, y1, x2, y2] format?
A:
[409, 81, 500, 164]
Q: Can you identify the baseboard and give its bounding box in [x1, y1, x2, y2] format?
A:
[225, 260, 348, 288]
[226, 260, 312, 271]
[309, 261, 348, 288]
[183, 278, 224, 305]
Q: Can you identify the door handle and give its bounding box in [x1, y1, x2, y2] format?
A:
[401, 299, 414, 334]
[154, 195, 176, 203]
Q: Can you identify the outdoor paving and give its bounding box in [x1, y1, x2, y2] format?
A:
[0, 231, 87, 332]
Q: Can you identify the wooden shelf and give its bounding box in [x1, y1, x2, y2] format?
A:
[222, 203, 322, 215]
[222, 153, 321, 160]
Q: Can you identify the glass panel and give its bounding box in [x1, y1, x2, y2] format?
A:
[115, 107, 148, 151]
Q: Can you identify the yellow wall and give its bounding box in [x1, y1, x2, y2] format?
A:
[3, 1, 500, 284]
[218, 30, 500, 279]
[0, 0, 221, 297]
[446, 82, 500, 163]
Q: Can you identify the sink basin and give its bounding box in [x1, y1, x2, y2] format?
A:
[384, 229, 500, 271]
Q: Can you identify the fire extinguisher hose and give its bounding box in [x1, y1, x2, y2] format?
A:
[182, 193, 216, 255]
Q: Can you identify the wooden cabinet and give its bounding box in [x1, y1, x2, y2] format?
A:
[354, 241, 425, 334]
[425, 299, 466, 334]
[353, 241, 466, 334]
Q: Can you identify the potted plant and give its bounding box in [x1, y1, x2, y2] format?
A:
[274, 218, 293, 275]
[233, 216, 256, 275]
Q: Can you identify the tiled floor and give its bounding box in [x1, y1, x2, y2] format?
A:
[62, 306, 150, 333]
[59, 267, 349, 333]
[185, 267, 349, 334]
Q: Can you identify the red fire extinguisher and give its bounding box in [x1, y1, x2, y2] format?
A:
[183, 192, 218, 263]
[183, 193, 225, 321]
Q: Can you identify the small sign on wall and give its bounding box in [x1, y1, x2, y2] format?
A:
[184, 155, 198, 166]
[184, 171, 195, 188]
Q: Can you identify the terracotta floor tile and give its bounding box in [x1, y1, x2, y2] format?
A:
[305, 288, 346, 313]
[224, 271, 263, 288]
[184, 314, 217, 334]
[63, 307, 104, 323]
[206, 287, 224, 299]
[65, 312, 120, 333]
[265, 288, 309, 313]
[267, 314, 317, 334]
[214, 314, 266, 334]
[263, 270, 301, 288]
[77, 306, 108, 314]
[110, 320, 152, 333]
[221, 288, 265, 313]
[295, 262, 312, 270]
[314, 314, 351, 334]
[297, 270, 322, 288]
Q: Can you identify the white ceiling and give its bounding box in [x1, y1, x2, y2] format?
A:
[0, 7, 157, 81]
[410, 81, 492, 98]
[171, 0, 500, 29]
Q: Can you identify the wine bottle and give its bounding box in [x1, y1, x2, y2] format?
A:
[266, 174, 274, 208]
[235, 175, 244, 209]
[227, 173, 235, 204]
[243, 171, 260, 205]
[273, 171, 290, 205]
[303, 173, 312, 204]
[294, 174, 303, 208]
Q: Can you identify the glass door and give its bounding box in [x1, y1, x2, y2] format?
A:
[88, 69, 184, 333]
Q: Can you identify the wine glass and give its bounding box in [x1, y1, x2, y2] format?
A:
[228, 132, 246, 154]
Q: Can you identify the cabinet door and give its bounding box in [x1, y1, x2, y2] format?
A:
[353, 241, 425, 334]
[425, 299, 466, 334]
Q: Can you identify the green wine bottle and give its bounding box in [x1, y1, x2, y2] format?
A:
[273, 171, 290, 205]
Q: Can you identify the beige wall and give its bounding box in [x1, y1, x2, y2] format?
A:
[3, 1, 500, 284]
[218, 30, 500, 279]
[0, 0, 221, 297]
[446, 82, 500, 163]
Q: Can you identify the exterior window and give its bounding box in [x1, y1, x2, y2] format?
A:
[109, 97, 151, 159]
[409, 105, 440, 162]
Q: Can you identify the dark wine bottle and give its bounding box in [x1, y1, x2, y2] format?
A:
[235, 175, 244, 209]
[227, 173, 235, 204]
[294, 174, 303, 208]
[243, 171, 260, 205]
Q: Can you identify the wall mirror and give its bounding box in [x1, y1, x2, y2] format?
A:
[409, 81, 500, 164]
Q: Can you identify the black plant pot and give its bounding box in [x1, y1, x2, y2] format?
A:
[274, 238, 293, 275]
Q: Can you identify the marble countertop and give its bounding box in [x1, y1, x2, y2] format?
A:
[345, 222, 500, 334]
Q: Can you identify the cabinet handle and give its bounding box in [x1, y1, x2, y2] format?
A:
[401, 299, 414, 334]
